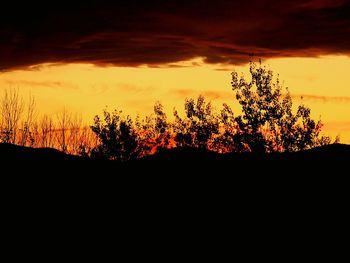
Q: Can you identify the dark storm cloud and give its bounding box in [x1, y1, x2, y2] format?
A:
[0, 0, 349, 70]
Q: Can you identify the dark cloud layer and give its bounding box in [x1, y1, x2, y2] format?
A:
[1, 0, 349, 70]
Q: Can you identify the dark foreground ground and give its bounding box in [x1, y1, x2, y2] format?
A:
[2, 142, 348, 200]
[1, 142, 348, 245]
[2, 142, 348, 205]
[1, 142, 349, 175]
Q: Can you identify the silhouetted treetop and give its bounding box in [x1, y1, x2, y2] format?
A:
[231, 61, 327, 153]
[90, 110, 139, 161]
[86, 61, 334, 161]
[173, 95, 220, 149]
[25, 59, 334, 161]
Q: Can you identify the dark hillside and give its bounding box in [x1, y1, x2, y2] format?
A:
[1, 143, 348, 218]
[1, 143, 348, 175]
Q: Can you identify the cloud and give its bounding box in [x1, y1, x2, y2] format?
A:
[0, 1, 350, 70]
[172, 90, 350, 104]
[171, 89, 233, 100]
[3, 80, 78, 90]
[323, 121, 350, 133]
[117, 83, 154, 94]
[292, 94, 350, 103]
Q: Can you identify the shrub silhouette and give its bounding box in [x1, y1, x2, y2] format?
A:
[231, 61, 326, 152]
[90, 110, 139, 161]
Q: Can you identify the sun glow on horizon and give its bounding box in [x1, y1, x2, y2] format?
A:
[0, 56, 349, 143]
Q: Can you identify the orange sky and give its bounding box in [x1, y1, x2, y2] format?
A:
[0, 55, 349, 143]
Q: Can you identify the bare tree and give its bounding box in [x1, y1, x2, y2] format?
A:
[0, 88, 24, 144]
[38, 114, 55, 148]
[69, 113, 83, 154]
[19, 94, 37, 146]
[77, 125, 98, 157]
[56, 109, 71, 152]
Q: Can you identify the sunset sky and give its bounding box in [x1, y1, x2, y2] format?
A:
[0, 0, 349, 142]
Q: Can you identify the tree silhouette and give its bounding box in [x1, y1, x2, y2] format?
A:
[134, 102, 173, 156]
[153, 102, 172, 151]
[231, 61, 327, 153]
[173, 95, 220, 149]
[212, 103, 241, 153]
[90, 110, 139, 161]
[1, 60, 333, 160]
[0, 88, 24, 144]
[88, 61, 332, 160]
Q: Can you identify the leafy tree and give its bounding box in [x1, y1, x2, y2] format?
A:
[173, 95, 219, 149]
[134, 114, 154, 155]
[87, 60, 333, 159]
[212, 103, 242, 153]
[90, 110, 139, 161]
[134, 102, 173, 155]
[231, 61, 327, 153]
[153, 102, 172, 151]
